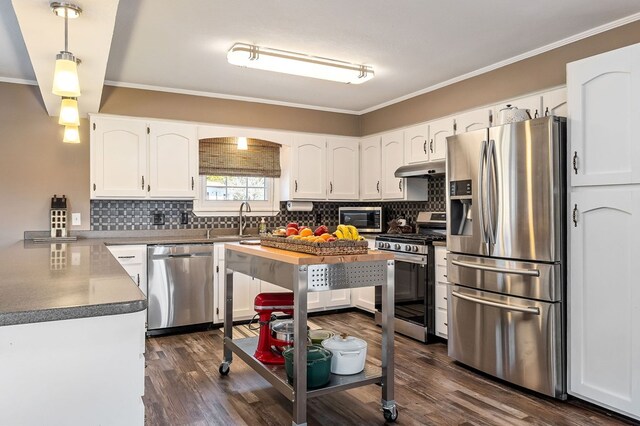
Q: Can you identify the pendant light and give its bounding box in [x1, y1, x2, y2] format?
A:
[51, 2, 82, 97]
[63, 126, 81, 144]
[58, 97, 80, 126]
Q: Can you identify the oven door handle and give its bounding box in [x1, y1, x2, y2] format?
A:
[392, 254, 427, 265]
[451, 291, 540, 315]
[451, 259, 540, 277]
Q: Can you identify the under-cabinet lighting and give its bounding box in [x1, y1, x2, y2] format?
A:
[227, 43, 374, 84]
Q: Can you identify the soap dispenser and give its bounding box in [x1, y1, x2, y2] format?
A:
[259, 217, 267, 235]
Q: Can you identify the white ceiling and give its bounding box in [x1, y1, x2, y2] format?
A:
[2, 0, 640, 116]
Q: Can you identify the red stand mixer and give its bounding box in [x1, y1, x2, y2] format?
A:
[253, 292, 295, 365]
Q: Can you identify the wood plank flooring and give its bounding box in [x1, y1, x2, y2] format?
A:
[143, 311, 635, 426]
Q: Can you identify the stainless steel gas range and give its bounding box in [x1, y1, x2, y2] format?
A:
[374, 212, 446, 342]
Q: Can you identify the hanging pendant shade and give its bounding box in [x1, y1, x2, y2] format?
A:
[58, 97, 79, 126]
[63, 125, 80, 144]
[52, 52, 80, 97]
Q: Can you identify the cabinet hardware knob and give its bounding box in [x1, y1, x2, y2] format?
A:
[191, 177, 195, 190]
[423, 141, 427, 154]
[444, 322, 448, 326]
[294, 180, 298, 192]
[147, 184, 151, 192]
[398, 180, 403, 191]
[141, 176, 145, 190]
[330, 182, 333, 193]
[376, 181, 380, 193]
[430, 139, 434, 153]
[572, 204, 578, 227]
[544, 107, 550, 117]
[137, 274, 140, 285]
[93, 183, 96, 191]
[572, 151, 578, 174]
[444, 297, 447, 300]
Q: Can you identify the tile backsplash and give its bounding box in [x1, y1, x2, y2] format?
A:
[91, 176, 445, 231]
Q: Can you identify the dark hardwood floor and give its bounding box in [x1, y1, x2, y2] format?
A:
[143, 311, 635, 426]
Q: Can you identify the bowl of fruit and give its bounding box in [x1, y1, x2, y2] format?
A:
[261, 223, 368, 256]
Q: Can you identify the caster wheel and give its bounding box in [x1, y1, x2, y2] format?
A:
[219, 362, 230, 376]
[383, 405, 398, 423]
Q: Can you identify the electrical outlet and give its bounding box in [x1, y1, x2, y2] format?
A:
[72, 212, 81, 226]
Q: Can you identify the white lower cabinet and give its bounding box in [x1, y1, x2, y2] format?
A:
[106, 245, 148, 296]
[569, 187, 640, 420]
[434, 246, 449, 339]
[353, 237, 377, 313]
[0, 311, 146, 425]
[324, 289, 351, 308]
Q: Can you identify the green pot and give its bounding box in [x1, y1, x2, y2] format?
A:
[282, 345, 332, 389]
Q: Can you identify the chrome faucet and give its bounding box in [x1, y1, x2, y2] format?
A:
[239, 202, 252, 236]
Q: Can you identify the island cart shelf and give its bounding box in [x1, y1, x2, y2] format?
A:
[219, 244, 397, 426]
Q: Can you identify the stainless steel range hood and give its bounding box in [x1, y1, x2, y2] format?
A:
[394, 160, 445, 178]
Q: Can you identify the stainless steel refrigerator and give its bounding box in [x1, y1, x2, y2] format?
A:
[445, 116, 567, 399]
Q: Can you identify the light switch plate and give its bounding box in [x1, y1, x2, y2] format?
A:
[72, 212, 81, 226]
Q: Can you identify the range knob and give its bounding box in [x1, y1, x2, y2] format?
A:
[394, 243, 401, 250]
[377, 242, 385, 249]
[404, 245, 412, 252]
[412, 246, 419, 253]
[384, 242, 391, 249]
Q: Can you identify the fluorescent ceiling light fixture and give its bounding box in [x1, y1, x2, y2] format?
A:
[51, 2, 82, 97]
[63, 125, 80, 144]
[237, 136, 248, 150]
[58, 97, 79, 126]
[227, 43, 374, 84]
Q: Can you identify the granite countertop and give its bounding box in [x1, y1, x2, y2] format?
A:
[0, 239, 147, 327]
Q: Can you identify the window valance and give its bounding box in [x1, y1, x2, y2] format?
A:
[199, 137, 281, 178]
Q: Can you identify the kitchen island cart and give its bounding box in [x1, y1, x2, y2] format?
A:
[219, 243, 397, 425]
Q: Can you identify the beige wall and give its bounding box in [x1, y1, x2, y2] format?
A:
[0, 83, 90, 248]
[360, 20, 640, 135]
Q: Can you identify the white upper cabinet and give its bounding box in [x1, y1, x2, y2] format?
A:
[568, 44, 640, 187]
[91, 117, 147, 198]
[404, 124, 429, 164]
[455, 109, 491, 134]
[291, 135, 327, 199]
[148, 121, 197, 198]
[91, 115, 198, 200]
[542, 87, 567, 117]
[428, 117, 453, 161]
[327, 138, 359, 200]
[360, 136, 382, 200]
[381, 131, 405, 199]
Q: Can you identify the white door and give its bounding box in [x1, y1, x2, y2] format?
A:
[327, 138, 359, 200]
[381, 131, 404, 199]
[148, 122, 197, 198]
[232, 273, 261, 321]
[428, 117, 453, 161]
[324, 290, 351, 308]
[404, 124, 429, 164]
[455, 109, 491, 134]
[567, 44, 640, 186]
[352, 287, 375, 313]
[91, 117, 147, 198]
[360, 136, 382, 200]
[542, 87, 567, 117]
[291, 136, 326, 199]
[569, 188, 640, 420]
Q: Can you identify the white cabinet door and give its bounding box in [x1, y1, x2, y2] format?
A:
[404, 124, 429, 164]
[567, 44, 640, 186]
[352, 287, 375, 313]
[327, 138, 359, 200]
[91, 117, 147, 198]
[291, 135, 326, 199]
[569, 188, 640, 420]
[232, 273, 261, 321]
[360, 136, 382, 200]
[106, 245, 148, 297]
[324, 290, 351, 308]
[428, 117, 453, 161]
[148, 122, 197, 198]
[542, 87, 567, 117]
[455, 109, 490, 134]
[381, 131, 404, 199]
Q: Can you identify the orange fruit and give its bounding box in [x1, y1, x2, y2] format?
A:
[299, 228, 313, 237]
[320, 233, 332, 241]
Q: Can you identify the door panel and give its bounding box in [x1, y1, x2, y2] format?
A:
[404, 124, 429, 164]
[381, 131, 404, 199]
[448, 285, 564, 398]
[429, 117, 453, 161]
[293, 136, 326, 199]
[327, 139, 359, 199]
[149, 122, 197, 198]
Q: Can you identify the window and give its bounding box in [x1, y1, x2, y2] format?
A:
[194, 175, 278, 215]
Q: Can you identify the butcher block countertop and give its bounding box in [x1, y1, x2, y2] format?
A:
[224, 243, 393, 265]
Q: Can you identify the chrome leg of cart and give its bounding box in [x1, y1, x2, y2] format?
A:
[219, 247, 396, 425]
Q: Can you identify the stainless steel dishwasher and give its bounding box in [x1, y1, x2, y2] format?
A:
[147, 244, 214, 332]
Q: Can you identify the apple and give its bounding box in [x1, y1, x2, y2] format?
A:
[286, 227, 299, 237]
[327, 236, 337, 242]
[314, 225, 329, 236]
[286, 222, 299, 230]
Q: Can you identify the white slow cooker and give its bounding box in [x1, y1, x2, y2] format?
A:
[321, 334, 367, 375]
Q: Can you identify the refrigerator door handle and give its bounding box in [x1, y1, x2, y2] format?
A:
[451, 259, 541, 277]
[478, 140, 488, 247]
[451, 290, 541, 315]
[486, 139, 497, 248]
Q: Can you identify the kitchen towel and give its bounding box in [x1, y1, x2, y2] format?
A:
[286, 201, 313, 212]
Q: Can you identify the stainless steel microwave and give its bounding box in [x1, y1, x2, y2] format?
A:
[338, 207, 384, 233]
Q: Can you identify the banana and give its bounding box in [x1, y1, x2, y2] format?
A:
[347, 225, 359, 240]
[334, 229, 344, 239]
[338, 225, 352, 240]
